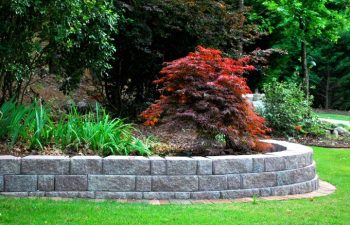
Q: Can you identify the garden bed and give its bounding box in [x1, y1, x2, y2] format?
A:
[0, 140, 319, 200]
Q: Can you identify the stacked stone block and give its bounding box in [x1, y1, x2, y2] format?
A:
[0, 141, 319, 199]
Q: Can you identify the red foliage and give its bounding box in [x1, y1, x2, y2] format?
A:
[140, 46, 271, 152]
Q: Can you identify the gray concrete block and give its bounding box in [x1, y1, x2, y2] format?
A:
[284, 153, 313, 170]
[209, 156, 253, 174]
[136, 176, 151, 191]
[4, 175, 37, 192]
[21, 156, 69, 175]
[198, 175, 227, 191]
[44, 191, 95, 198]
[95, 192, 142, 199]
[71, 156, 102, 174]
[290, 182, 308, 195]
[165, 157, 197, 175]
[221, 189, 259, 199]
[55, 175, 88, 191]
[29, 191, 46, 197]
[0, 175, 3, 191]
[88, 175, 135, 191]
[174, 192, 191, 199]
[270, 186, 291, 196]
[259, 188, 271, 197]
[191, 191, 221, 199]
[241, 172, 276, 188]
[252, 156, 265, 173]
[143, 192, 175, 200]
[149, 156, 166, 175]
[0, 156, 20, 175]
[38, 175, 54, 191]
[277, 164, 316, 186]
[0, 192, 28, 197]
[265, 156, 285, 172]
[152, 176, 198, 192]
[227, 174, 241, 189]
[192, 157, 212, 175]
[103, 156, 150, 175]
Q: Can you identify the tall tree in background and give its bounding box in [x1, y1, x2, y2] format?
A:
[259, 0, 345, 99]
[0, 0, 120, 103]
[107, 0, 261, 117]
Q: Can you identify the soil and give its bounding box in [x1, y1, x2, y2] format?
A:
[273, 136, 350, 149]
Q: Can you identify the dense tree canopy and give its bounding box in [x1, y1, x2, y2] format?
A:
[0, 0, 121, 103]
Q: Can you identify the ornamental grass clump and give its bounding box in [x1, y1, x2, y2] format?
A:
[0, 100, 151, 156]
[141, 46, 271, 153]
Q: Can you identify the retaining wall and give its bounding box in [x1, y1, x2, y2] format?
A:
[0, 140, 319, 200]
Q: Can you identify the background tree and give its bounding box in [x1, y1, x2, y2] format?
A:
[253, 0, 346, 99]
[105, 0, 262, 117]
[0, 0, 121, 103]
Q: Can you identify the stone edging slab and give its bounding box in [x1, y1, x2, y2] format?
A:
[0, 140, 319, 200]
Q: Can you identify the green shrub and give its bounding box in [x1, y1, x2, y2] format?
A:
[54, 104, 152, 156]
[261, 80, 326, 137]
[0, 100, 151, 156]
[0, 99, 52, 147]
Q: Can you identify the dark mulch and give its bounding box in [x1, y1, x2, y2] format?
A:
[273, 136, 350, 149]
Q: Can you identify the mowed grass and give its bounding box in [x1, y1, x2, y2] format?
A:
[316, 112, 350, 121]
[0, 147, 349, 225]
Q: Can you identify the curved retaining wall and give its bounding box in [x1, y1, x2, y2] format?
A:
[0, 140, 319, 200]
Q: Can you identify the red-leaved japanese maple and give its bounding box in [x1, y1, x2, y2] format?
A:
[141, 46, 271, 153]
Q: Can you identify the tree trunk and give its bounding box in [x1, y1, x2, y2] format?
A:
[237, 0, 244, 56]
[325, 66, 330, 109]
[301, 40, 309, 99]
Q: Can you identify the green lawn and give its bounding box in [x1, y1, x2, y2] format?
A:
[0, 147, 349, 225]
[316, 112, 350, 121]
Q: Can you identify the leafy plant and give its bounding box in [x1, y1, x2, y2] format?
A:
[141, 46, 271, 153]
[0, 100, 152, 156]
[262, 80, 325, 136]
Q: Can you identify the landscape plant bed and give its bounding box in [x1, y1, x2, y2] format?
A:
[0, 140, 319, 200]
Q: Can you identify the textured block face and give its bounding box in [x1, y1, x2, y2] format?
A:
[143, 192, 175, 200]
[210, 156, 253, 174]
[152, 176, 198, 192]
[95, 192, 142, 200]
[277, 164, 316, 186]
[284, 153, 313, 170]
[4, 175, 37, 192]
[265, 156, 286, 172]
[191, 191, 221, 199]
[252, 157, 265, 173]
[174, 192, 191, 199]
[0, 176, 3, 191]
[103, 156, 150, 175]
[221, 189, 259, 199]
[38, 175, 54, 191]
[0, 192, 28, 197]
[55, 175, 88, 191]
[44, 192, 94, 198]
[136, 176, 151, 191]
[71, 156, 102, 175]
[241, 172, 276, 188]
[149, 156, 166, 175]
[0, 156, 20, 175]
[88, 175, 135, 191]
[192, 157, 212, 175]
[198, 175, 227, 191]
[165, 157, 197, 175]
[29, 191, 45, 197]
[259, 188, 271, 197]
[21, 156, 69, 175]
[227, 174, 241, 189]
[270, 186, 291, 196]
